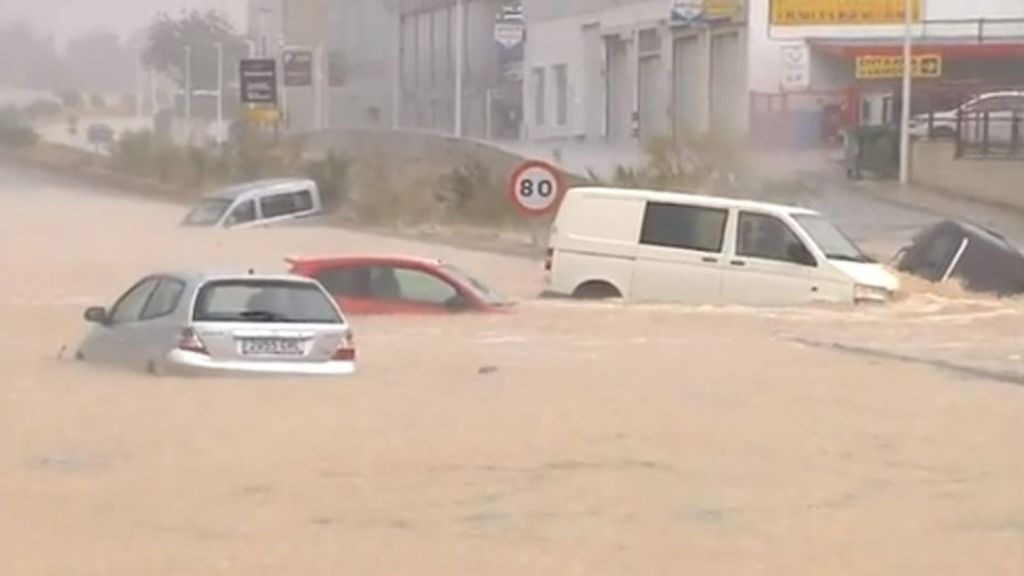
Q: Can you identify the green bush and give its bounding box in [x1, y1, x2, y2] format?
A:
[303, 151, 350, 213]
[440, 155, 514, 225]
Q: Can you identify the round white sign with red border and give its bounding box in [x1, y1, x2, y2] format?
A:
[507, 160, 565, 216]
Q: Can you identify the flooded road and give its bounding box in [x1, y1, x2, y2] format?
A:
[0, 165, 1021, 575]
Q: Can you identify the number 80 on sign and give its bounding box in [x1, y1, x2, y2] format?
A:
[507, 160, 565, 216]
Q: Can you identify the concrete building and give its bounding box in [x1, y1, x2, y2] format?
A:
[324, 0, 397, 129]
[521, 0, 749, 146]
[396, 0, 519, 139]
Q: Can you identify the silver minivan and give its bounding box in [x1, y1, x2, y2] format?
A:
[182, 178, 324, 229]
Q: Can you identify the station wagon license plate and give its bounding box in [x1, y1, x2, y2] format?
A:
[240, 338, 305, 357]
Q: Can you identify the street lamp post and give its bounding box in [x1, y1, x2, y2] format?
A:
[215, 42, 224, 143]
[184, 45, 193, 130]
[898, 0, 914, 185]
[454, 0, 465, 137]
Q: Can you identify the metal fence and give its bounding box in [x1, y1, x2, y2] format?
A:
[955, 109, 1024, 159]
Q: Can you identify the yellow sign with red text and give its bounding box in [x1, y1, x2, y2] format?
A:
[771, 0, 922, 26]
[855, 54, 943, 79]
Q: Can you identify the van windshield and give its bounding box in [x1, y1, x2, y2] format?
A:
[182, 198, 232, 226]
[794, 215, 872, 263]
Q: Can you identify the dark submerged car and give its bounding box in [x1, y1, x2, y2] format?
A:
[895, 220, 1024, 296]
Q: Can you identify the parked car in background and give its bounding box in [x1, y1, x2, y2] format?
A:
[895, 220, 1024, 297]
[545, 187, 900, 305]
[76, 271, 356, 376]
[86, 123, 115, 148]
[909, 91, 1024, 141]
[181, 178, 324, 229]
[288, 255, 511, 315]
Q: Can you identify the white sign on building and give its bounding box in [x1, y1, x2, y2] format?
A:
[780, 44, 810, 91]
[495, 22, 526, 48]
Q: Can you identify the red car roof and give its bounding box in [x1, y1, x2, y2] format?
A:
[285, 254, 445, 268]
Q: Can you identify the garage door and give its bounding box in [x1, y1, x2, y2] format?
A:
[672, 34, 702, 138]
[710, 31, 743, 141]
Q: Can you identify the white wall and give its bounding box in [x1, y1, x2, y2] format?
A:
[747, 0, 1024, 93]
[523, 0, 669, 140]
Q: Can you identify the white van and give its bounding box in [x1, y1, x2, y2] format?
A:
[182, 178, 324, 229]
[544, 187, 900, 305]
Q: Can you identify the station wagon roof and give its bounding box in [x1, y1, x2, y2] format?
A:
[207, 178, 315, 200]
[154, 270, 319, 285]
[567, 186, 820, 217]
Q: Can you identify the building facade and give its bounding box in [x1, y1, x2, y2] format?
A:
[747, 0, 1024, 148]
[521, 0, 749, 145]
[396, 0, 520, 139]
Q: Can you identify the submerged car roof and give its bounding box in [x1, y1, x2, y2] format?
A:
[207, 178, 316, 201]
[566, 186, 820, 216]
[157, 270, 322, 285]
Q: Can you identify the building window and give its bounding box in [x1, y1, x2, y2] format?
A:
[553, 64, 568, 127]
[532, 67, 545, 126]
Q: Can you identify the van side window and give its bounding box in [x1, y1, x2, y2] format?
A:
[260, 190, 313, 219]
[224, 200, 256, 226]
[737, 212, 812, 265]
[640, 202, 727, 253]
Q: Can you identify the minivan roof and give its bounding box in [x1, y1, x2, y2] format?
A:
[566, 186, 820, 216]
[208, 178, 316, 201]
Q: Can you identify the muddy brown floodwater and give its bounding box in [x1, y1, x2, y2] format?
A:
[0, 169, 1022, 575]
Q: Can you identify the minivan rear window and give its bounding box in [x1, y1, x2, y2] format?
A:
[193, 280, 342, 324]
[640, 202, 728, 253]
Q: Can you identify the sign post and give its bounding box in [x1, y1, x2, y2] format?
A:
[507, 160, 565, 251]
[282, 49, 314, 87]
[239, 58, 279, 105]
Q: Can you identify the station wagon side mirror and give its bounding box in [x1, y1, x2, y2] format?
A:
[84, 306, 110, 325]
[788, 243, 818, 267]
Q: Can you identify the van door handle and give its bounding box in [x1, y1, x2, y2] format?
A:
[730, 260, 746, 267]
[702, 256, 718, 263]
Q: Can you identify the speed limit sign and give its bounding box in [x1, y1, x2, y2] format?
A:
[507, 159, 565, 216]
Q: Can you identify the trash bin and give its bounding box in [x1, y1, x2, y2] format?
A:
[844, 125, 900, 180]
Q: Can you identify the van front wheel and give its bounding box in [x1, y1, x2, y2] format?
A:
[572, 281, 622, 300]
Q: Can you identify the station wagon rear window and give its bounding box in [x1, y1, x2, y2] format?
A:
[193, 280, 342, 324]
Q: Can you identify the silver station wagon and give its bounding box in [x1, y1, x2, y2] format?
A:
[76, 271, 357, 377]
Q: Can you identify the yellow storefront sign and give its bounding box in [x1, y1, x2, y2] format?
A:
[703, 0, 741, 19]
[771, 0, 921, 26]
[244, 106, 282, 124]
[855, 54, 943, 79]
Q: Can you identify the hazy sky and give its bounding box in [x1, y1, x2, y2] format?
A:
[0, 0, 247, 43]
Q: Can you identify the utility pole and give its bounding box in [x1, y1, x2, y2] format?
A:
[898, 0, 914, 185]
[215, 42, 224, 144]
[184, 45, 192, 131]
[454, 0, 465, 137]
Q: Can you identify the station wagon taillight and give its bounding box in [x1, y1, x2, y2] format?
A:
[333, 330, 356, 361]
[177, 328, 209, 355]
[544, 248, 554, 272]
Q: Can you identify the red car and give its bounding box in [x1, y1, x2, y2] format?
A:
[287, 255, 511, 315]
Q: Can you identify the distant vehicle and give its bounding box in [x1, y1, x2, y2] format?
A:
[288, 255, 511, 315]
[76, 271, 356, 376]
[895, 220, 1024, 297]
[544, 187, 900, 305]
[181, 178, 324, 229]
[909, 91, 1024, 140]
[86, 123, 115, 146]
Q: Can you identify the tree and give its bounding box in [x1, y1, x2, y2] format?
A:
[142, 10, 248, 91]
